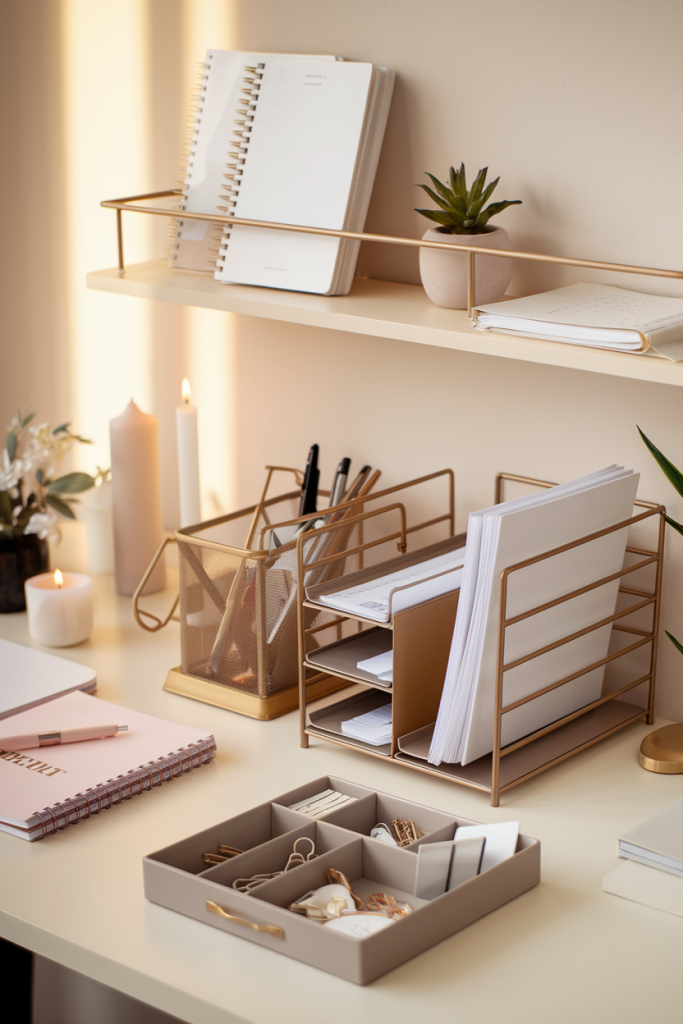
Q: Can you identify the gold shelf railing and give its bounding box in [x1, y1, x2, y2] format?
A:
[101, 190, 683, 317]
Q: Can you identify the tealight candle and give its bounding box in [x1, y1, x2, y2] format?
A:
[24, 569, 93, 647]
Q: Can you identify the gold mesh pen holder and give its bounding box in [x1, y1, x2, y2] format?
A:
[134, 466, 366, 719]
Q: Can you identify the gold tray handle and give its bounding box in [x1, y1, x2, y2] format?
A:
[205, 899, 284, 939]
[132, 537, 179, 632]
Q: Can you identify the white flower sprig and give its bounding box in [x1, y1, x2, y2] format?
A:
[0, 409, 96, 540]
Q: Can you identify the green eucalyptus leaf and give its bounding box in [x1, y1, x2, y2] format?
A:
[21, 412, 36, 428]
[52, 422, 71, 435]
[638, 427, 683, 499]
[666, 631, 683, 657]
[45, 493, 76, 519]
[48, 472, 96, 494]
[36, 468, 43, 485]
[6, 432, 16, 460]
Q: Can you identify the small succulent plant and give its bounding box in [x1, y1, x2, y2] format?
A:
[416, 163, 522, 234]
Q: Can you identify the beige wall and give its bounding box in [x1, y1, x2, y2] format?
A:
[2, 0, 683, 716]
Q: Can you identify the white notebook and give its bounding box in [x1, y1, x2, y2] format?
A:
[171, 50, 340, 273]
[213, 55, 394, 295]
[617, 795, 683, 877]
[429, 467, 639, 766]
[0, 638, 97, 720]
[473, 283, 683, 361]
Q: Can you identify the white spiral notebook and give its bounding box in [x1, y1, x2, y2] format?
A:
[172, 50, 394, 295]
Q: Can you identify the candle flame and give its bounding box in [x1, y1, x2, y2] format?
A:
[54, 569, 64, 588]
[181, 378, 191, 404]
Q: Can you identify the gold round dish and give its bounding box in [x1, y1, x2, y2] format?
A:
[639, 723, 683, 773]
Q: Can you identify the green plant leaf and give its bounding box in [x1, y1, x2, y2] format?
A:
[21, 411, 36, 428]
[424, 173, 456, 207]
[416, 183, 453, 212]
[664, 514, 683, 536]
[450, 164, 468, 199]
[52, 422, 71, 435]
[414, 208, 457, 228]
[45, 493, 76, 519]
[469, 166, 489, 203]
[666, 631, 683, 657]
[15, 503, 39, 527]
[36, 468, 43, 485]
[0, 490, 12, 524]
[638, 426, 683, 499]
[48, 472, 96, 494]
[6, 432, 16, 460]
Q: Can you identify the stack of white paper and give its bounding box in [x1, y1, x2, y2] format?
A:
[429, 466, 639, 766]
[357, 650, 393, 682]
[315, 547, 466, 623]
[341, 702, 392, 746]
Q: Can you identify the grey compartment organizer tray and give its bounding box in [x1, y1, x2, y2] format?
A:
[144, 776, 540, 984]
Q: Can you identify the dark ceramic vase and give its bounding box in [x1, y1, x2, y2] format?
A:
[0, 532, 49, 613]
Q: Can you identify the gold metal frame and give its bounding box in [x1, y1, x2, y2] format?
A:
[296, 472, 666, 805]
[101, 190, 683, 317]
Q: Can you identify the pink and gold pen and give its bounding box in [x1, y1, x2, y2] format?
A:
[0, 724, 128, 750]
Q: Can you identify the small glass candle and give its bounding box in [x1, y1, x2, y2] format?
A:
[24, 569, 93, 647]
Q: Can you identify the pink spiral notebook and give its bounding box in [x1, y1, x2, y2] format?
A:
[0, 690, 216, 841]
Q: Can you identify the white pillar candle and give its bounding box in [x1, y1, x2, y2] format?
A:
[25, 570, 93, 647]
[83, 479, 115, 574]
[110, 401, 165, 596]
[176, 378, 201, 527]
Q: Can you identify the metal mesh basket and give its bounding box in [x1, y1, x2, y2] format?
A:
[178, 491, 360, 698]
[133, 467, 362, 714]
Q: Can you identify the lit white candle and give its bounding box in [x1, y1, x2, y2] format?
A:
[24, 569, 93, 647]
[176, 378, 201, 527]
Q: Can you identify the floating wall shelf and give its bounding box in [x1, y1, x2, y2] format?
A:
[88, 261, 683, 388]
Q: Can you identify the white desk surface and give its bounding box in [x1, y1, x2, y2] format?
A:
[1, 574, 681, 1024]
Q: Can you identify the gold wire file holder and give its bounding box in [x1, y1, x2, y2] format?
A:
[133, 466, 456, 720]
[101, 190, 683, 318]
[296, 472, 665, 806]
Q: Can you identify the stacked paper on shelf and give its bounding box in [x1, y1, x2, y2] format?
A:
[473, 283, 683, 361]
[313, 546, 466, 623]
[357, 650, 393, 682]
[429, 466, 639, 766]
[341, 702, 392, 746]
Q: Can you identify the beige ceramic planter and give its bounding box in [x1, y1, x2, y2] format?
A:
[419, 224, 513, 309]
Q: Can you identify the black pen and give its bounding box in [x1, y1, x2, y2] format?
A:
[329, 457, 351, 509]
[299, 444, 319, 516]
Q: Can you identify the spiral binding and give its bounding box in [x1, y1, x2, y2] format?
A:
[31, 737, 217, 839]
[216, 63, 265, 270]
[169, 54, 214, 262]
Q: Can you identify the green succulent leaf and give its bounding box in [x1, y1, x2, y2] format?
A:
[666, 631, 683, 657]
[45, 493, 76, 519]
[418, 164, 522, 232]
[0, 490, 12, 525]
[416, 183, 453, 212]
[52, 422, 71, 435]
[415, 208, 459, 228]
[6, 432, 16, 460]
[48, 471, 96, 494]
[425, 173, 455, 205]
[638, 426, 683, 499]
